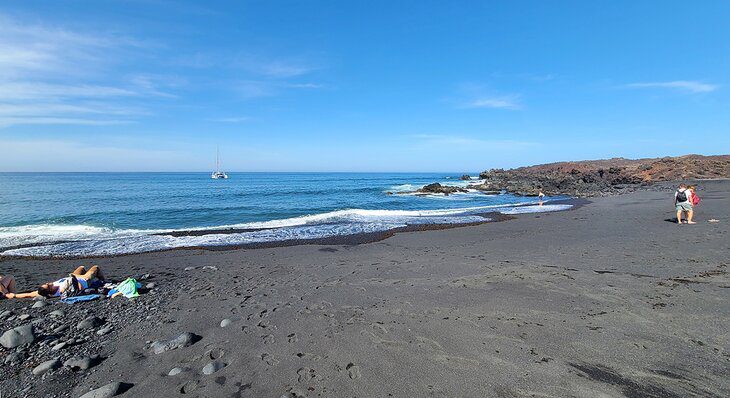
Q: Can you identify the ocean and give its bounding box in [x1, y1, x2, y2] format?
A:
[0, 173, 571, 257]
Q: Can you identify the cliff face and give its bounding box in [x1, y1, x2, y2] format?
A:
[477, 155, 730, 197]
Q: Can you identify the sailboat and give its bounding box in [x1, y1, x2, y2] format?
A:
[211, 147, 229, 179]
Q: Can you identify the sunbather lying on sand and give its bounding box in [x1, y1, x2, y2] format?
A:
[0, 274, 17, 299]
[4, 265, 105, 299]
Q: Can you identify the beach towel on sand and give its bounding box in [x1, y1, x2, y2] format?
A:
[61, 294, 101, 304]
[108, 278, 141, 298]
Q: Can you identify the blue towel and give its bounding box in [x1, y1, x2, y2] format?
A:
[61, 294, 101, 304]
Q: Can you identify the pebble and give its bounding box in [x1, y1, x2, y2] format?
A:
[168, 367, 187, 376]
[65, 355, 99, 371]
[146, 282, 156, 289]
[32, 358, 61, 376]
[53, 324, 69, 333]
[77, 316, 105, 330]
[51, 341, 68, 351]
[97, 327, 113, 336]
[78, 382, 123, 398]
[4, 351, 26, 365]
[220, 319, 232, 328]
[32, 301, 48, 309]
[0, 310, 12, 320]
[0, 324, 35, 349]
[151, 332, 200, 354]
[19, 314, 31, 321]
[49, 309, 66, 317]
[202, 361, 226, 375]
[184, 266, 196, 271]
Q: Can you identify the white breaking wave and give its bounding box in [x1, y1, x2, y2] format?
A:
[0, 202, 571, 257]
[1, 216, 488, 257]
[0, 224, 168, 250]
[499, 204, 573, 214]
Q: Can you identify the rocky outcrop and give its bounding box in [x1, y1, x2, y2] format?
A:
[459, 175, 472, 180]
[417, 183, 468, 196]
[475, 154, 729, 197]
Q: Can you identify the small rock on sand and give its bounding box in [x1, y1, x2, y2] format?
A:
[77, 316, 105, 330]
[53, 324, 69, 333]
[78, 382, 124, 398]
[32, 301, 48, 308]
[50, 309, 66, 317]
[32, 358, 61, 376]
[65, 355, 99, 371]
[151, 332, 200, 354]
[202, 361, 226, 375]
[220, 319, 232, 328]
[96, 327, 112, 336]
[168, 367, 187, 376]
[0, 324, 35, 348]
[4, 351, 26, 365]
[52, 341, 68, 351]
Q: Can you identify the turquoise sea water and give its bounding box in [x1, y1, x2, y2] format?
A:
[0, 173, 571, 257]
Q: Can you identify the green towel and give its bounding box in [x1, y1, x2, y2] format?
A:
[116, 278, 140, 298]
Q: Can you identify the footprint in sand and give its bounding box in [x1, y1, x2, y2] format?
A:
[262, 334, 275, 344]
[207, 348, 225, 360]
[179, 380, 200, 394]
[371, 323, 388, 335]
[297, 367, 315, 383]
[288, 333, 298, 343]
[346, 363, 361, 379]
[261, 353, 279, 366]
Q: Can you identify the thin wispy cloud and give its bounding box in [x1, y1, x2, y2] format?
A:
[0, 13, 168, 127]
[462, 96, 522, 110]
[451, 83, 522, 110]
[410, 134, 536, 150]
[623, 80, 718, 93]
[234, 80, 323, 99]
[207, 117, 251, 123]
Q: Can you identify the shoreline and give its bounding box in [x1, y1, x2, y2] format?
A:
[0, 199, 585, 261]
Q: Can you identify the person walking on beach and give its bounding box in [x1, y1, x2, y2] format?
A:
[674, 183, 695, 224]
[538, 190, 545, 206]
[688, 184, 700, 213]
[0, 275, 17, 299]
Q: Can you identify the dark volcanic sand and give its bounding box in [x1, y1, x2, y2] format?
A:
[1, 181, 728, 397]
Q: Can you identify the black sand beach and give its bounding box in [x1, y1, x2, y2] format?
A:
[1, 180, 729, 397]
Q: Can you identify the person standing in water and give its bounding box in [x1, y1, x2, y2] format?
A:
[674, 183, 695, 224]
[538, 190, 545, 206]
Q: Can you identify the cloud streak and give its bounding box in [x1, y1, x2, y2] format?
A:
[410, 134, 536, 150]
[0, 13, 169, 127]
[623, 80, 718, 93]
[462, 95, 522, 110]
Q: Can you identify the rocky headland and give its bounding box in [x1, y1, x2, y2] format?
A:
[476, 154, 730, 197]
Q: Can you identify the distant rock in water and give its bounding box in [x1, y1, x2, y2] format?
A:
[475, 154, 730, 197]
[417, 183, 468, 196]
[460, 174, 471, 180]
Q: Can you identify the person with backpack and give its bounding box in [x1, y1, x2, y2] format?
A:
[674, 183, 695, 224]
[4, 265, 106, 299]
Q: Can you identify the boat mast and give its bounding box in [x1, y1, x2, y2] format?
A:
[216, 146, 220, 173]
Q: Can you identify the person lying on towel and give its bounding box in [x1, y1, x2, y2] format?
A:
[4, 265, 105, 299]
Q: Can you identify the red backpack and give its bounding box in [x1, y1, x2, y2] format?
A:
[691, 191, 701, 206]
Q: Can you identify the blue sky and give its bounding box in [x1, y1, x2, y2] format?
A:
[0, 1, 728, 172]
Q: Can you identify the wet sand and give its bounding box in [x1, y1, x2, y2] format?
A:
[1, 181, 728, 397]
